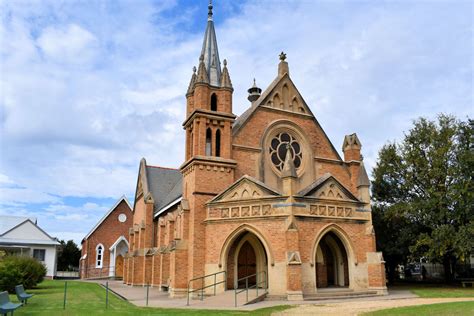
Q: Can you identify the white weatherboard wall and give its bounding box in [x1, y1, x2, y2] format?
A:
[29, 245, 58, 277]
[1, 219, 59, 277]
[3, 221, 49, 239]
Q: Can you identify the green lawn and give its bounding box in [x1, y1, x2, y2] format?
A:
[388, 284, 474, 298]
[410, 286, 474, 298]
[8, 280, 291, 315]
[364, 301, 474, 316]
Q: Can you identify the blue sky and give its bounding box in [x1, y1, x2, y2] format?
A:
[0, 0, 472, 245]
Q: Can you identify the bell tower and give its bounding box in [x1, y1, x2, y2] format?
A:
[180, 0, 236, 281]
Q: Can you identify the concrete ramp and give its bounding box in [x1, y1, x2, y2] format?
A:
[190, 289, 267, 307]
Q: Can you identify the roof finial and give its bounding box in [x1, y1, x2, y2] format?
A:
[279, 51, 287, 61]
[208, 0, 213, 21]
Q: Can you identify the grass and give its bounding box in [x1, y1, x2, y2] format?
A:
[390, 284, 474, 298]
[363, 301, 474, 316]
[8, 280, 291, 315]
[410, 286, 474, 298]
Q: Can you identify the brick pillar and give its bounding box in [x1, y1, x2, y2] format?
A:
[285, 227, 304, 300]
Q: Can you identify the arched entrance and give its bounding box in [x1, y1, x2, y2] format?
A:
[109, 236, 129, 278]
[315, 232, 349, 288]
[226, 232, 268, 289]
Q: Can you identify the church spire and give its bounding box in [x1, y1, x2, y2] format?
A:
[201, 0, 222, 86]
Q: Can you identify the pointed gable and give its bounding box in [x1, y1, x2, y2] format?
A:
[209, 175, 280, 203]
[133, 158, 182, 214]
[259, 73, 312, 115]
[298, 173, 360, 202]
[232, 57, 342, 161]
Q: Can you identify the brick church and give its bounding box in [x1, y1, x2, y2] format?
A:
[123, 2, 387, 300]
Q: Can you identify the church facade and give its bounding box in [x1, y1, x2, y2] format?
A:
[123, 3, 387, 300]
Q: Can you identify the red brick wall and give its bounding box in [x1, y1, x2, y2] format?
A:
[80, 200, 132, 279]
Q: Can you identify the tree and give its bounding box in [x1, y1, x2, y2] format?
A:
[372, 204, 420, 284]
[57, 240, 81, 271]
[372, 115, 473, 283]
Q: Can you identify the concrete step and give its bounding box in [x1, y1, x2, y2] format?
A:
[304, 290, 378, 301]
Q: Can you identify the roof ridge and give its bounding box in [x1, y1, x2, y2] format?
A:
[146, 165, 179, 171]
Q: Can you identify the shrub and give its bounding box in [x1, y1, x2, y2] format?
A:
[0, 256, 47, 292]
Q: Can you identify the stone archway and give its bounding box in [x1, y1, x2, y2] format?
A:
[315, 232, 349, 288]
[225, 231, 268, 290]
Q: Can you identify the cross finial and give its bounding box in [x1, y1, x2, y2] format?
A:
[279, 51, 287, 61]
[208, 0, 213, 20]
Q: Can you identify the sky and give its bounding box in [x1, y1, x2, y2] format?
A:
[0, 0, 472, 246]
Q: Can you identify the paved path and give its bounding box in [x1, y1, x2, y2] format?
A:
[83, 280, 473, 314]
[274, 297, 474, 315]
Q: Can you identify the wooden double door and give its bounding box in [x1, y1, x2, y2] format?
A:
[237, 241, 257, 288]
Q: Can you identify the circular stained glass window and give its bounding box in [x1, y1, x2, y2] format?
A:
[268, 132, 302, 171]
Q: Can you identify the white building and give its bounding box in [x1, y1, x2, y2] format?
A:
[0, 216, 60, 278]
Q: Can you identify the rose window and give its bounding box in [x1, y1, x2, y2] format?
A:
[269, 132, 302, 171]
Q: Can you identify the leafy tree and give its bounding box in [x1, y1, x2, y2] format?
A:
[372, 115, 473, 283]
[57, 240, 81, 271]
[372, 204, 420, 284]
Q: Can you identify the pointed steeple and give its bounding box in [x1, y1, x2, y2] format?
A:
[187, 66, 197, 94]
[220, 59, 233, 89]
[200, 0, 222, 86]
[282, 144, 297, 178]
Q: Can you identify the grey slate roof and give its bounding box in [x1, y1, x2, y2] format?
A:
[0, 216, 36, 236]
[145, 166, 182, 214]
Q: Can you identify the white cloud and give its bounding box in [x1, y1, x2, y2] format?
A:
[37, 24, 99, 64]
[0, 187, 60, 205]
[0, 0, 471, 240]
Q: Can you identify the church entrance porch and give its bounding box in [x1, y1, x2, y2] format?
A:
[315, 231, 349, 289]
[225, 231, 268, 290]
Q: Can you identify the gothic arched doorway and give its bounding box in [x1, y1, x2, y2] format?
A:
[226, 231, 268, 289]
[315, 232, 349, 288]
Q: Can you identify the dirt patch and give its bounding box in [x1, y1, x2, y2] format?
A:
[272, 298, 474, 315]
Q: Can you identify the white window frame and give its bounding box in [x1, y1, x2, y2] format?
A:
[96, 244, 104, 268]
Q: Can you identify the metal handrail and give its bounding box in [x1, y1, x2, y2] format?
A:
[186, 270, 226, 306]
[234, 270, 267, 307]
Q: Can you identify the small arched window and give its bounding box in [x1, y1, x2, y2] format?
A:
[210, 94, 218, 111]
[215, 129, 221, 157]
[205, 128, 212, 156]
[96, 244, 104, 268]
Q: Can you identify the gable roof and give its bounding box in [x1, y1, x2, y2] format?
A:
[298, 173, 360, 202]
[0, 216, 37, 236]
[133, 158, 183, 216]
[82, 196, 132, 242]
[232, 70, 343, 161]
[146, 165, 182, 214]
[0, 216, 59, 246]
[208, 175, 281, 204]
